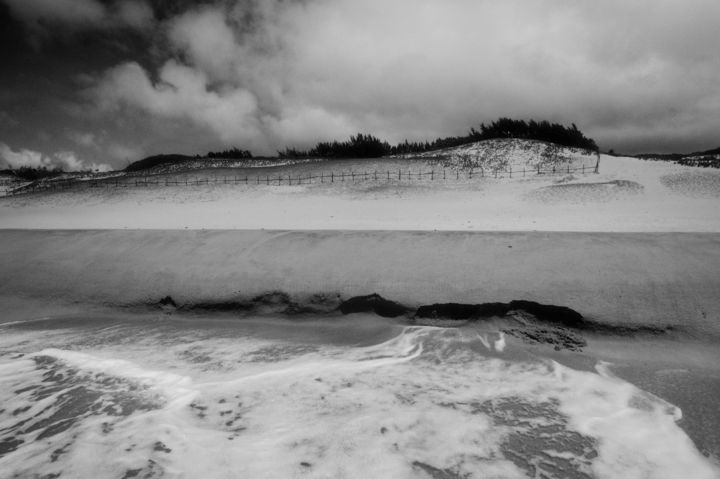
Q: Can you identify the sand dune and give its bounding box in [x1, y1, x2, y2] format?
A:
[1, 155, 719, 231]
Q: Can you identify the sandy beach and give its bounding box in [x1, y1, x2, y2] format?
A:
[1, 155, 719, 477]
[4, 1, 720, 475]
[2, 155, 719, 231]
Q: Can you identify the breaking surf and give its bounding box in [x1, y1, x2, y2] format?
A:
[0, 313, 717, 478]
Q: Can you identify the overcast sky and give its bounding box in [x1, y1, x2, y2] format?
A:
[1, 0, 719, 170]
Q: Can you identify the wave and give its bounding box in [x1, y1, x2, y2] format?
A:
[0, 326, 716, 478]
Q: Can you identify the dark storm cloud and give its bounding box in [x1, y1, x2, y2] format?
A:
[3, 0, 154, 39]
[1, 0, 720, 168]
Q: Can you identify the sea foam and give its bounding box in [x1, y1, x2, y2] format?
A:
[0, 319, 717, 478]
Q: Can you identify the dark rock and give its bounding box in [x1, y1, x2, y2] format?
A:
[503, 327, 587, 352]
[185, 301, 253, 312]
[251, 291, 292, 305]
[508, 300, 584, 328]
[177, 291, 343, 316]
[338, 294, 411, 318]
[158, 296, 177, 308]
[415, 302, 510, 320]
[415, 300, 586, 328]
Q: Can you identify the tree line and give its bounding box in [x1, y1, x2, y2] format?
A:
[277, 118, 598, 159]
[206, 147, 253, 159]
[0, 166, 65, 181]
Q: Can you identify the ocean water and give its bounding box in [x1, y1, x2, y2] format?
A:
[0, 314, 717, 479]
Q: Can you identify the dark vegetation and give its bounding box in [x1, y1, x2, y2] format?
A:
[279, 133, 393, 159]
[677, 158, 720, 168]
[635, 146, 720, 168]
[206, 147, 252, 159]
[279, 118, 599, 158]
[123, 118, 598, 172]
[124, 154, 194, 172]
[0, 167, 64, 181]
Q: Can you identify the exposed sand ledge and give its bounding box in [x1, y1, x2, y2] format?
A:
[2, 229, 719, 336]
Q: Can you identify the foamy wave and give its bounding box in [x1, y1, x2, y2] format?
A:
[0, 325, 717, 478]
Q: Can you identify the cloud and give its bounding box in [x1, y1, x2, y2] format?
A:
[0, 143, 50, 170]
[107, 143, 146, 164]
[94, 60, 263, 147]
[167, 6, 240, 82]
[88, 0, 720, 154]
[115, 0, 154, 29]
[4, 0, 106, 26]
[3, 0, 154, 37]
[68, 131, 99, 148]
[0, 111, 19, 128]
[0, 143, 112, 172]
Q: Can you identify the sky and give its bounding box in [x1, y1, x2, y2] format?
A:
[1, 0, 719, 171]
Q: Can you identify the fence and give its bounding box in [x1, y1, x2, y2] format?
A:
[5, 163, 599, 196]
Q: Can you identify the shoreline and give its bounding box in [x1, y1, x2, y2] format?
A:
[2, 228, 720, 467]
[1, 229, 718, 332]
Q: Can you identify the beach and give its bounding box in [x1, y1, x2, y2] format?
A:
[1, 154, 720, 477]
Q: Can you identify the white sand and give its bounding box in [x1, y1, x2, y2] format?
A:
[1, 155, 718, 231]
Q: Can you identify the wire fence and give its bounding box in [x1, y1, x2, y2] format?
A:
[4, 163, 599, 197]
